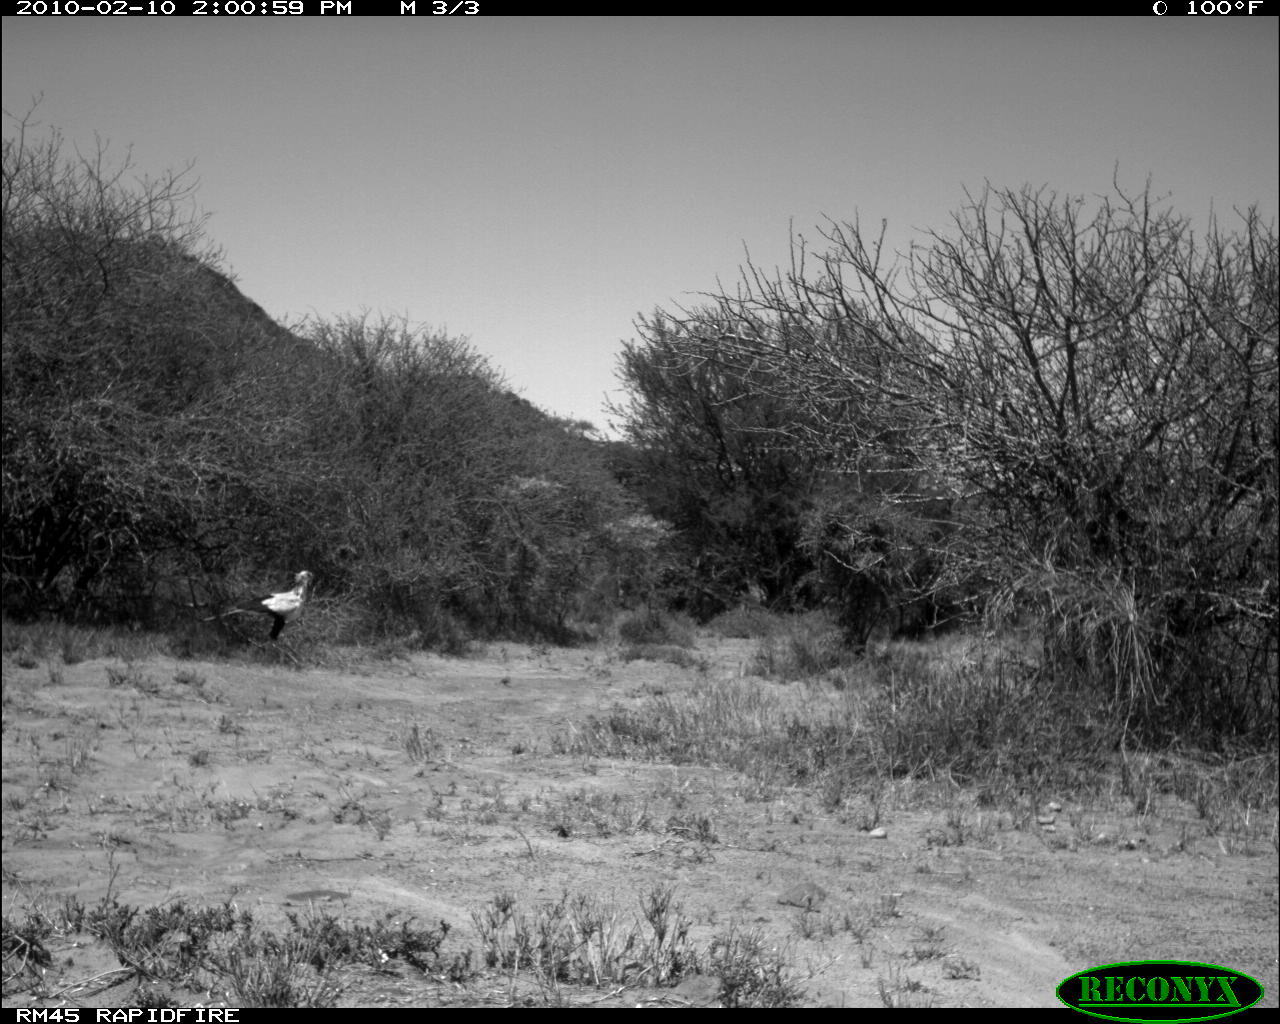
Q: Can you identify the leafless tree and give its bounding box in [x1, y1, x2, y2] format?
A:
[641, 182, 1276, 743]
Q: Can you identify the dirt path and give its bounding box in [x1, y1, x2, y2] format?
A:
[3, 638, 1276, 1007]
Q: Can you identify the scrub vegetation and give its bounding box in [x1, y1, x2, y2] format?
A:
[3, 111, 1275, 1007]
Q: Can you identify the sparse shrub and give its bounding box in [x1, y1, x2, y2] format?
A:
[57, 895, 87, 933]
[637, 885, 698, 985]
[555, 679, 786, 774]
[59, 627, 89, 665]
[553, 636, 1175, 814]
[877, 965, 930, 1008]
[468, 885, 809, 1004]
[131, 984, 179, 1009]
[618, 642, 703, 668]
[445, 950, 476, 983]
[10, 886, 465, 1007]
[212, 799, 252, 826]
[86, 898, 251, 982]
[402, 723, 434, 763]
[106, 662, 152, 691]
[367, 809, 393, 840]
[284, 908, 449, 973]
[666, 814, 717, 844]
[62, 735, 93, 774]
[221, 937, 342, 1008]
[857, 642, 1117, 786]
[545, 789, 655, 838]
[471, 887, 697, 990]
[1, 912, 53, 992]
[617, 608, 696, 647]
[706, 606, 784, 639]
[706, 924, 803, 1008]
[943, 956, 981, 980]
[749, 613, 850, 681]
[69, 896, 456, 1007]
[909, 925, 948, 961]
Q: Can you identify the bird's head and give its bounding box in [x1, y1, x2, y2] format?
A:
[295, 570, 314, 592]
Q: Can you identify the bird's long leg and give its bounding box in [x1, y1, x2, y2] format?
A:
[279, 640, 301, 666]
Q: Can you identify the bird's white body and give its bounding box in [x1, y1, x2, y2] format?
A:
[260, 574, 311, 621]
[215, 570, 313, 640]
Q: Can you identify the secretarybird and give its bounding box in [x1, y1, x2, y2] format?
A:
[209, 570, 313, 640]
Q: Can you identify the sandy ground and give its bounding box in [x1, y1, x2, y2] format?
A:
[3, 636, 1276, 1008]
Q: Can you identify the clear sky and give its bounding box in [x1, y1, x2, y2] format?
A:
[3, 16, 1277, 435]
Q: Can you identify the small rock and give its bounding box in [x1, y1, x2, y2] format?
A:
[777, 881, 828, 909]
[285, 889, 351, 904]
[671, 974, 721, 1006]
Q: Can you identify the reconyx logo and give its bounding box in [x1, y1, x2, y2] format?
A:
[1057, 961, 1264, 1022]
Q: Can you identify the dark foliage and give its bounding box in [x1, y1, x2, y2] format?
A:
[614, 182, 1277, 749]
[2, 115, 642, 645]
